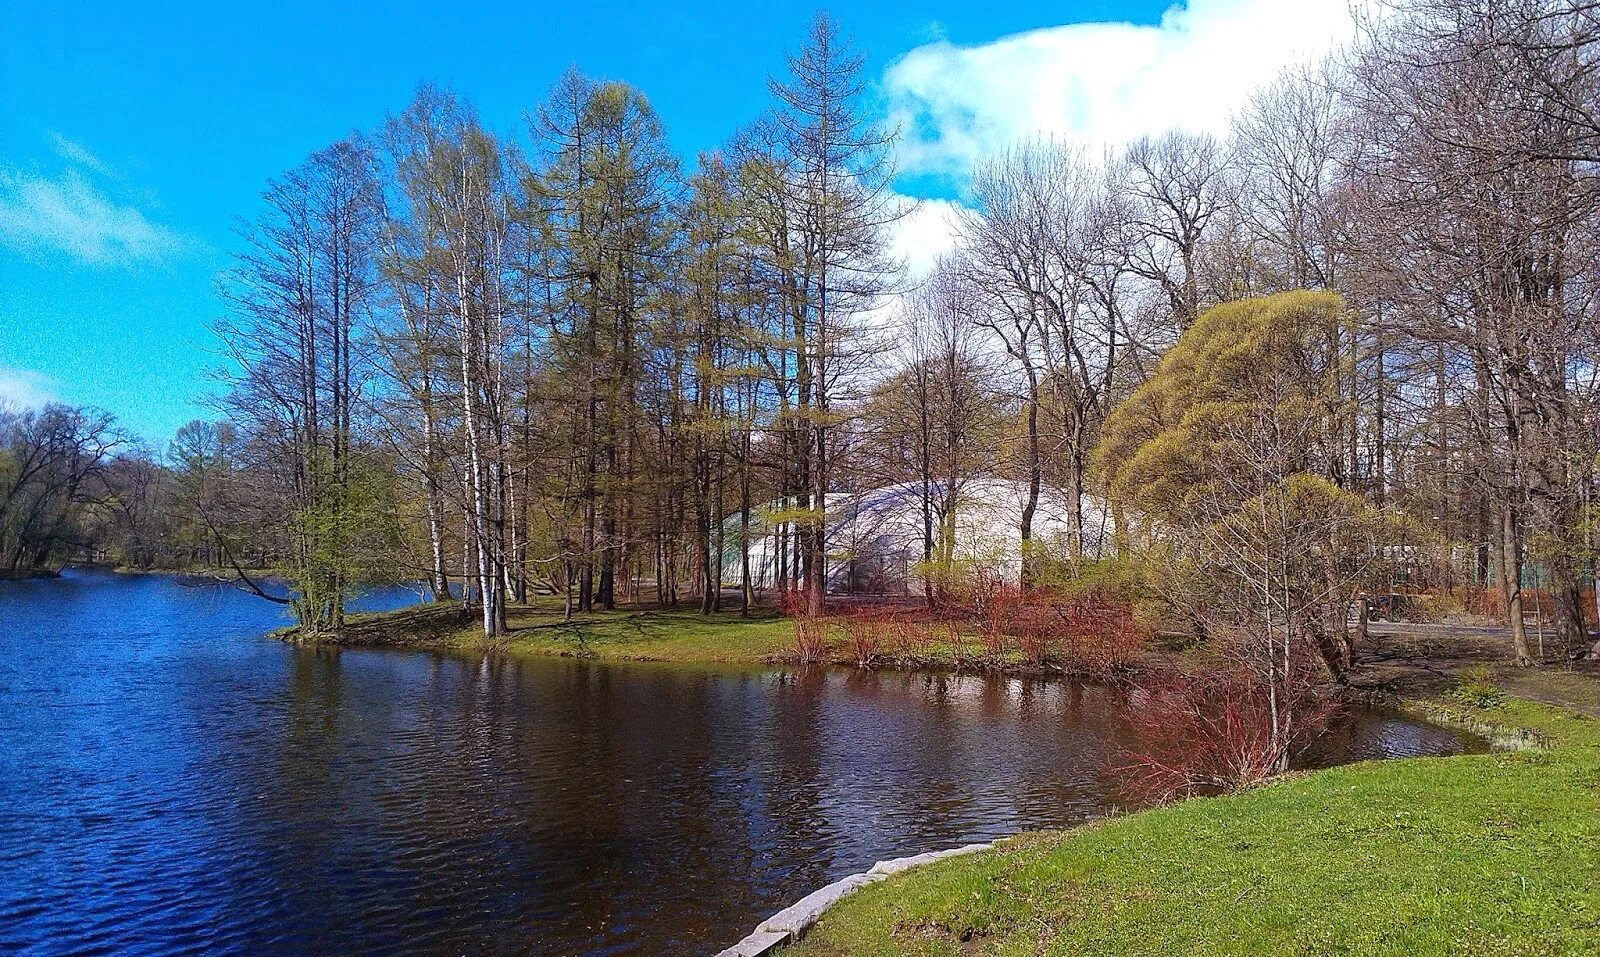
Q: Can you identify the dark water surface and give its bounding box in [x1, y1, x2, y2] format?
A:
[0, 569, 1482, 956]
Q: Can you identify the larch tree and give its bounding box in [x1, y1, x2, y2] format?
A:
[767, 11, 903, 614]
[534, 71, 679, 612]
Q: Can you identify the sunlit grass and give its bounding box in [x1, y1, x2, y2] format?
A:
[334, 596, 797, 661]
[492, 601, 796, 661]
[335, 598, 1068, 667]
[786, 698, 1600, 957]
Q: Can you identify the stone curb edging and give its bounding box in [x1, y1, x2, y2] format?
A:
[714, 842, 994, 957]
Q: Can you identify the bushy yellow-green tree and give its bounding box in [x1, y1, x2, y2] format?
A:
[1098, 291, 1351, 518]
[1097, 292, 1420, 696]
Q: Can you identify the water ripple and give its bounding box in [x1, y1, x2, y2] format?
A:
[0, 570, 1480, 955]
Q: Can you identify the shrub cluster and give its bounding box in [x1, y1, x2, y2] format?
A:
[1108, 654, 1337, 804]
[781, 584, 1149, 676]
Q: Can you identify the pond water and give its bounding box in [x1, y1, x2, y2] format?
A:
[0, 569, 1482, 956]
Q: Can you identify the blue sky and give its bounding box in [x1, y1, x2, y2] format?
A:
[0, 0, 1351, 449]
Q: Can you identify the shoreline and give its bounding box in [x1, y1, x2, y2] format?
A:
[276, 598, 1160, 679]
[718, 691, 1594, 956]
[0, 568, 63, 580]
[770, 693, 1599, 956]
[297, 600, 1600, 954]
[716, 843, 996, 957]
[24, 569, 1595, 954]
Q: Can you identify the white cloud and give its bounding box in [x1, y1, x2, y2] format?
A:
[890, 195, 964, 282]
[0, 367, 56, 410]
[883, 0, 1359, 181]
[47, 132, 115, 177]
[856, 195, 965, 344]
[0, 167, 187, 266]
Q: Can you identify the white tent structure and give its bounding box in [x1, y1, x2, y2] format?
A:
[720, 478, 1112, 594]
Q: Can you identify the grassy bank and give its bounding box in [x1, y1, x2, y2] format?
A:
[784, 696, 1600, 957]
[317, 597, 1145, 674]
[322, 599, 797, 663]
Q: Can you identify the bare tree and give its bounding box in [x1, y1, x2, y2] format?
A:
[216, 138, 387, 634]
[0, 404, 125, 576]
[1345, 0, 1600, 660]
[1122, 131, 1231, 328]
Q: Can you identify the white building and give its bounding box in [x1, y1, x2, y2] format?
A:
[720, 478, 1111, 594]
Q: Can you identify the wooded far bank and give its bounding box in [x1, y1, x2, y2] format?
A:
[7, 0, 1600, 680]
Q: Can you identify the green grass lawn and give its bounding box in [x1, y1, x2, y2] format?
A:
[336, 598, 1022, 667]
[492, 603, 796, 661]
[785, 697, 1600, 957]
[336, 598, 798, 662]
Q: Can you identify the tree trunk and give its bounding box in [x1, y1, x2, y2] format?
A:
[1019, 379, 1041, 589]
[1501, 506, 1532, 666]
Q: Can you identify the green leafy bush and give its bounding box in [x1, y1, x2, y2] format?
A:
[1449, 665, 1505, 708]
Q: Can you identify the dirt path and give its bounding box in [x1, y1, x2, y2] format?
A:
[1350, 622, 1600, 717]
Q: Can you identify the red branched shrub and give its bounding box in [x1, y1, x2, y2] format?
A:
[978, 583, 1022, 661]
[886, 616, 932, 663]
[778, 585, 829, 662]
[1107, 657, 1337, 805]
[1015, 625, 1054, 668]
[1456, 586, 1500, 621]
[1454, 585, 1598, 626]
[794, 618, 828, 663]
[897, 588, 1155, 674]
[834, 610, 889, 668]
[936, 619, 975, 670]
[1034, 594, 1148, 676]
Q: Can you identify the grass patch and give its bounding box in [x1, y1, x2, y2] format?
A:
[786, 697, 1600, 957]
[1448, 664, 1507, 709]
[329, 598, 796, 662]
[493, 603, 795, 661]
[327, 600, 1087, 669]
[325, 597, 1153, 675]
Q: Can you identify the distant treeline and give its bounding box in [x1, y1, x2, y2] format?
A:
[0, 409, 287, 578]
